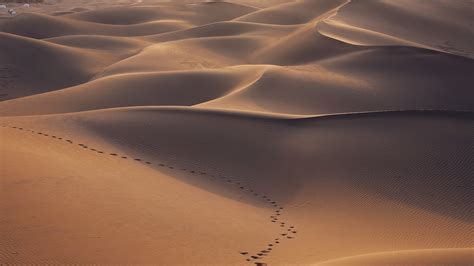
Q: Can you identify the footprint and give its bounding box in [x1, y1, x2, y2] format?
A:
[134, 159, 141, 161]
[240, 251, 248, 255]
[110, 153, 118, 156]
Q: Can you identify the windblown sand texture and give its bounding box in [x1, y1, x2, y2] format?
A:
[1, 0, 473, 265]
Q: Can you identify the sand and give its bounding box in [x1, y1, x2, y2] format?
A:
[1, 0, 473, 265]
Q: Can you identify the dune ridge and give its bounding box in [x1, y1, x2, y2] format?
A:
[1, 0, 473, 265]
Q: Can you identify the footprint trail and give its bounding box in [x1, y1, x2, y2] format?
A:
[0, 124, 298, 265]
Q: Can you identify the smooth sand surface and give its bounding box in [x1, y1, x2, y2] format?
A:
[1, 0, 473, 265]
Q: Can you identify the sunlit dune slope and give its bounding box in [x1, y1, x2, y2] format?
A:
[315, 248, 474, 266]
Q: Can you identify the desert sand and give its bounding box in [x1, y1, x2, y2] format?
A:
[0, 0, 473, 265]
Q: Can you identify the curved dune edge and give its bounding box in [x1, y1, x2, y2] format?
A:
[318, 0, 474, 59]
[315, 248, 474, 266]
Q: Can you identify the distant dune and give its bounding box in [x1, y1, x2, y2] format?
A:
[1, 0, 473, 265]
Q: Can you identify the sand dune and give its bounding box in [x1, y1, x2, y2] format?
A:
[1, 0, 473, 265]
[234, 0, 348, 25]
[319, 0, 474, 58]
[1, 12, 193, 38]
[0, 32, 123, 100]
[67, 2, 257, 25]
[0, 67, 264, 115]
[316, 248, 474, 266]
[1, 108, 472, 264]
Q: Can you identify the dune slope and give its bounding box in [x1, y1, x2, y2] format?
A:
[1, 0, 473, 265]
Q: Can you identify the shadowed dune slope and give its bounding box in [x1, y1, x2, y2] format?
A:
[66, 2, 257, 25]
[45, 34, 149, 52]
[0, 32, 124, 100]
[1, 12, 193, 38]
